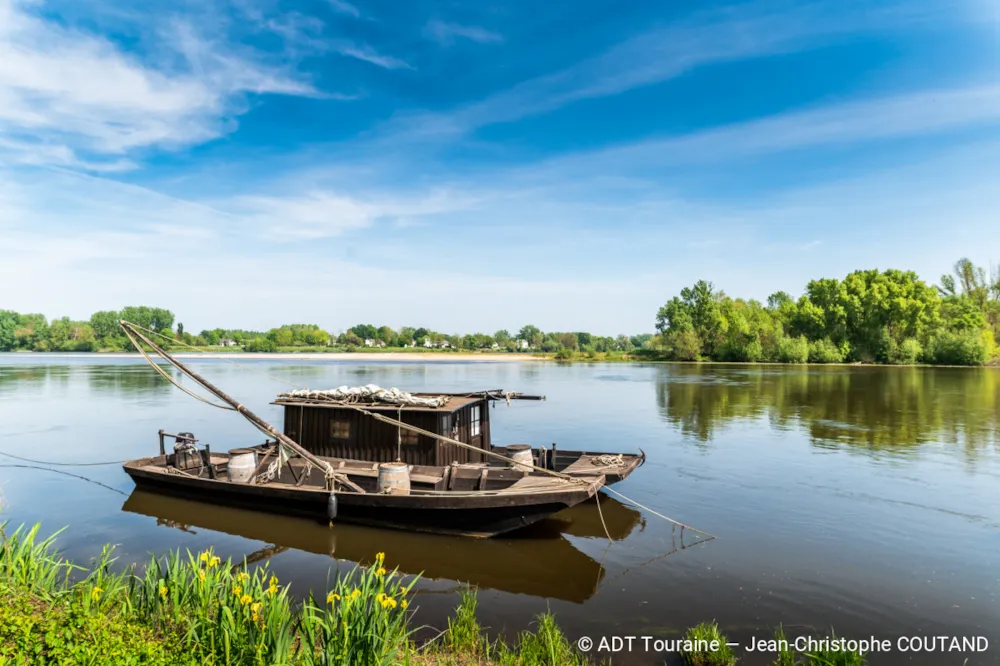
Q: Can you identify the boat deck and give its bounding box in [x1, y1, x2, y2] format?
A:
[559, 453, 643, 482]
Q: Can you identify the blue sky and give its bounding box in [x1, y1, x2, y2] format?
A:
[1, 0, 998, 335]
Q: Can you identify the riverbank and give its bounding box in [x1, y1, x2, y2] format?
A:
[0, 350, 545, 362]
[0, 523, 597, 666]
[0, 523, 871, 666]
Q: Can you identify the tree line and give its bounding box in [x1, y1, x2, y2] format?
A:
[653, 258, 1000, 365]
[2, 258, 997, 365]
[0, 306, 646, 356]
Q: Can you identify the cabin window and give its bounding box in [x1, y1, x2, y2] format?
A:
[470, 405, 481, 437]
[330, 419, 351, 440]
[401, 428, 419, 446]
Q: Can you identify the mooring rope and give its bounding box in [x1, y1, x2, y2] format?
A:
[0, 464, 128, 496]
[0, 450, 125, 467]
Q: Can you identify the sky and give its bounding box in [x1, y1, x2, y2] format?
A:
[1, 0, 998, 335]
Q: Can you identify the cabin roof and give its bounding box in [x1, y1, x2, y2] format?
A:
[272, 393, 484, 414]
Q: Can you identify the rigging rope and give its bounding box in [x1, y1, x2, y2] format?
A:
[122, 326, 235, 411]
[124, 322, 302, 389]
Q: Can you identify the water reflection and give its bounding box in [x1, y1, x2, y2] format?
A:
[656, 365, 1000, 453]
[121, 490, 643, 603]
[86, 365, 175, 396]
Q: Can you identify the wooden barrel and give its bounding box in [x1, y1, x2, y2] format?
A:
[173, 449, 201, 470]
[377, 462, 411, 495]
[507, 445, 534, 472]
[227, 448, 258, 483]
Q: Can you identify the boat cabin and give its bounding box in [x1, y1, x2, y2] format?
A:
[274, 390, 497, 466]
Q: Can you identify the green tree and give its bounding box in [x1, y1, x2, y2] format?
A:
[14, 313, 49, 350]
[517, 325, 542, 347]
[655, 280, 727, 358]
[350, 324, 377, 341]
[0, 310, 17, 351]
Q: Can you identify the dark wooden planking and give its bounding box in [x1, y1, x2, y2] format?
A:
[283, 399, 491, 467]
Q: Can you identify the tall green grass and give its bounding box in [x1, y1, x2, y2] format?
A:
[680, 621, 737, 666]
[1, 523, 605, 665]
[0, 523, 416, 665]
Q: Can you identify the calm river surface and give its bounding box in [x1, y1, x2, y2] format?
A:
[1, 356, 998, 665]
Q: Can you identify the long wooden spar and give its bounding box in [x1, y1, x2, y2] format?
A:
[119, 321, 364, 493]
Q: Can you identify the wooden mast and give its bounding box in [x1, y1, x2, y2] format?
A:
[119, 321, 364, 493]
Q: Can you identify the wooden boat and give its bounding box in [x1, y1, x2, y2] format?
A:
[123, 444, 604, 538]
[116, 321, 639, 539]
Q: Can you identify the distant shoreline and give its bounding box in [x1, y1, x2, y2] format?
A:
[0, 350, 545, 362]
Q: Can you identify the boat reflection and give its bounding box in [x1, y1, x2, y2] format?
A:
[121, 489, 643, 603]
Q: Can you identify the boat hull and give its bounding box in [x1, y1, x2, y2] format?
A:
[123, 456, 601, 539]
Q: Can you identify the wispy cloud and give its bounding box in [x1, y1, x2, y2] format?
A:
[333, 42, 413, 70]
[327, 0, 360, 18]
[0, 0, 320, 169]
[227, 188, 477, 239]
[527, 83, 1000, 176]
[387, 0, 966, 140]
[424, 19, 502, 46]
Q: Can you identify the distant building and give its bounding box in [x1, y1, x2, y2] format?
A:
[516, 339, 529, 350]
[364, 339, 375, 347]
[219, 338, 237, 347]
[423, 338, 433, 348]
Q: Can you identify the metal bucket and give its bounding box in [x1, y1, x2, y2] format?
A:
[507, 445, 534, 472]
[377, 462, 411, 495]
[227, 448, 257, 483]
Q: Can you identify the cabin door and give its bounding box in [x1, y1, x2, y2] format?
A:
[468, 404, 483, 451]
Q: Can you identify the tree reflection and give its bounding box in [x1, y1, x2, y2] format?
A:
[656, 365, 1000, 452]
[86, 365, 174, 396]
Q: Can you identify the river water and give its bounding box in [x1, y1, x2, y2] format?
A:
[1, 356, 998, 665]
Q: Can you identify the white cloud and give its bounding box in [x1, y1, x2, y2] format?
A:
[227, 188, 479, 239]
[0, 0, 318, 168]
[333, 42, 413, 70]
[424, 20, 502, 46]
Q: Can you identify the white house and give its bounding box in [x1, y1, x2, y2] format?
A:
[219, 338, 237, 347]
[516, 339, 529, 350]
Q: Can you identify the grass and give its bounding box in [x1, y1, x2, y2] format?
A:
[772, 626, 796, 666]
[0, 522, 600, 666]
[803, 631, 867, 666]
[680, 621, 737, 666]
